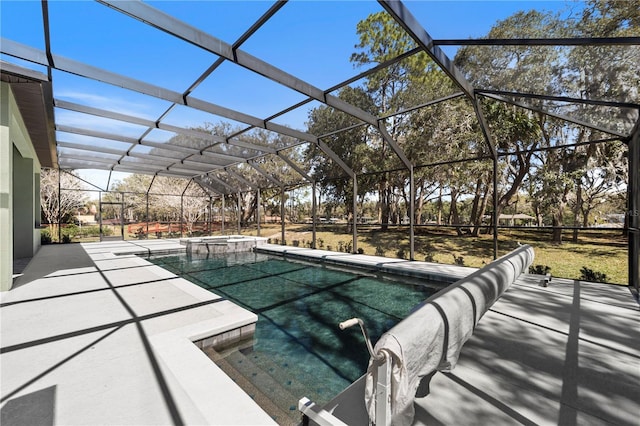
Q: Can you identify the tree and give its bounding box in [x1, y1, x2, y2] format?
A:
[110, 174, 209, 235]
[40, 169, 88, 240]
[350, 11, 436, 230]
[306, 86, 376, 230]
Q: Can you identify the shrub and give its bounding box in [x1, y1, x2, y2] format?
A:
[62, 224, 79, 239]
[424, 252, 435, 262]
[41, 229, 52, 244]
[293, 240, 300, 247]
[338, 241, 344, 252]
[529, 265, 551, 275]
[580, 267, 608, 283]
[78, 225, 101, 238]
[357, 247, 364, 254]
[452, 255, 465, 266]
[318, 238, 324, 249]
[345, 240, 353, 253]
[375, 246, 385, 257]
[135, 227, 147, 240]
[396, 248, 406, 259]
[61, 234, 72, 243]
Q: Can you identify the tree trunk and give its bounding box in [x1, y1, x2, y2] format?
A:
[450, 189, 463, 236]
[572, 181, 582, 243]
[416, 185, 424, 225]
[436, 186, 443, 226]
[469, 178, 484, 236]
[380, 175, 390, 231]
[552, 208, 564, 244]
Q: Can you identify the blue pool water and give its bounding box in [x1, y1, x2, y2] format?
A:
[148, 251, 443, 422]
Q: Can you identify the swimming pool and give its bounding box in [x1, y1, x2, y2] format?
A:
[148, 251, 443, 424]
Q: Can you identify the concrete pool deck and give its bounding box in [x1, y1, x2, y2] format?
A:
[1, 240, 275, 425]
[1, 241, 638, 425]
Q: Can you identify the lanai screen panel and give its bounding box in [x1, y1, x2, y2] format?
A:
[0, 0, 636, 187]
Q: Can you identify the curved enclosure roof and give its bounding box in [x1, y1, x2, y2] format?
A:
[1, 0, 638, 195]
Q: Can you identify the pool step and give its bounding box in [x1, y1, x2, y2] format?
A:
[203, 346, 302, 426]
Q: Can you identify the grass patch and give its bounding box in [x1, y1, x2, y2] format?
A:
[246, 224, 627, 285]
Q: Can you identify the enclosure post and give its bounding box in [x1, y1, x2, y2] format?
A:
[121, 193, 125, 240]
[473, 96, 499, 260]
[180, 194, 184, 238]
[312, 182, 317, 249]
[146, 175, 155, 239]
[146, 192, 149, 237]
[410, 165, 415, 260]
[256, 189, 261, 236]
[98, 192, 102, 242]
[353, 175, 358, 254]
[629, 120, 639, 293]
[281, 186, 286, 245]
[208, 197, 212, 236]
[57, 168, 61, 242]
[237, 192, 241, 235]
[221, 195, 225, 234]
[492, 155, 499, 259]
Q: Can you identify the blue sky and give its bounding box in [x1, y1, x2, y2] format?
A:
[1, 0, 582, 187]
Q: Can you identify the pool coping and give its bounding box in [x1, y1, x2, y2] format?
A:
[255, 244, 478, 284]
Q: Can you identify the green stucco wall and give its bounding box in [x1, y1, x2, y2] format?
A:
[1, 82, 42, 291]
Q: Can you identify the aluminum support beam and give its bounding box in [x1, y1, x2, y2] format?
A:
[433, 36, 640, 46]
[208, 197, 213, 235]
[5, 35, 408, 183]
[116, 162, 196, 177]
[475, 89, 640, 110]
[276, 153, 313, 182]
[2, 38, 319, 145]
[257, 188, 261, 236]
[56, 124, 242, 167]
[98, 0, 384, 128]
[312, 183, 317, 249]
[377, 123, 412, 169]
[353, 175, 358, 254]
[221, 195, 225, 234]
[224, 168, 258, 190]
[193, 178, 224, 196]
[58, 144, 228, 174]
[379, 0, 475, 99]
[237, 192, 242, 235]
[247, 162, 284, 188]
[146, 192, 150, 237]
[409, 166, 415, 260]
[480, 93, 627, 138]
[473, 98, 499, 259]
[317, 140, 355, 179]
[58, 168, 103, 192]
[629, 118, 640, 293]
[205, 175, 236, 194]
[96, 0, 429, 180]
[55, 99, 273, 154]
[281, 186, 286, 244]
[57, 168, 62, 241]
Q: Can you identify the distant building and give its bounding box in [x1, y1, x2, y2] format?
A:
[497, 213, 536, 226]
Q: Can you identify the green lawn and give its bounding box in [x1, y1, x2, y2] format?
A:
[247, 224, 628, 285]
